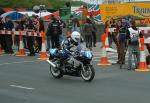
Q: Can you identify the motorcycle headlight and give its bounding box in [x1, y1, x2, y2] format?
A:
[49, 48, 58, 57]
[85, 51, 93, 59]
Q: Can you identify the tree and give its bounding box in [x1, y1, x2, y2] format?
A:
[0, 0, 67, 9]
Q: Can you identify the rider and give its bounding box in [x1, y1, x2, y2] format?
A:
[61, 31, 83, 52]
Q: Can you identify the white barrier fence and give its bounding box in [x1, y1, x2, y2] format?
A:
[0, 30, 41, 37]
[108, 27, 150, 44]
[108, 27, 150, 34]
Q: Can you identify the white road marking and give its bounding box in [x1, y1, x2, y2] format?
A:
[0, 60, 41, 66]
[93, 59, 117, 63]
[10, 85, 35, 90]
[93, 55, 119, 58]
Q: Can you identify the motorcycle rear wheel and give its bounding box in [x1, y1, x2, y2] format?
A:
[50, 65, 63, 79]
[81, 65, 95, 82]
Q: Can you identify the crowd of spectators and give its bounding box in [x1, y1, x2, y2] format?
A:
[0, 14, 98, 56]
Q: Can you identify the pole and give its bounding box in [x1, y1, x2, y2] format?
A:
[40, 5, 41, 18]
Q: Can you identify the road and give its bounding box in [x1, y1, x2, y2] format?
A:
[0, 46, 150, 103]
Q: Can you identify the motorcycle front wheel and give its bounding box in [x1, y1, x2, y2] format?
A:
[81, 65, 95, 82]
[50, 65, 63, 79]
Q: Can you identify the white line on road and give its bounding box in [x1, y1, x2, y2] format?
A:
[93, 59, 117, 63]
[10, 85, 35, 90]
[0, 60, 41, 66]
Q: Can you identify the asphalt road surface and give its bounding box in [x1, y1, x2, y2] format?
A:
[0, 49, 150, 103]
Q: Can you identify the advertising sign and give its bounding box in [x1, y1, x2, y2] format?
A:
[100, 3, 150, 26]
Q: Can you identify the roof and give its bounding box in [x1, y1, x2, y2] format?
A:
[19, 11, 52, 17]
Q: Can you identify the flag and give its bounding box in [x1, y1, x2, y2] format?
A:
[73, 7, 83, 17]
[87, 4, 102, 23]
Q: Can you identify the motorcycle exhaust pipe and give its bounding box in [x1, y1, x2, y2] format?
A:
[46, 60, 56, 68]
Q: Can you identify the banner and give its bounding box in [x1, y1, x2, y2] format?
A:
[100, 3, 150, 26]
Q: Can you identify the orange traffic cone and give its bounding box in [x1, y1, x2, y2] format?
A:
[100, 33, 105, 48]
[97, 34, 111, 66]
[38, 31, 48, 60]
[105, 28, 109, 49]
[16, 31, 26, 57]
[135, 37, 149, 72]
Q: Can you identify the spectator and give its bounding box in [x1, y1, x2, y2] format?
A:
[15, 16, 28, 50]
[22, 14, 29, 49]
[66, 15, 74, 37]
[59, 19, 66, 44]
[4, 16, 14, 54]
[26, 16, 35, 56]
[0, 17, 6, 51]
[72, 18, 80, 32]
[46, 18, 52, 51]
[15, 21, 22, 50]
[33, 15, 42, 52]
[89, 15, 97, 47]
[38, 17, 45, 51]
[116, 19, 128, 64]
[48, 15, 61, 48]
[126, 20, 143, 70]
[83, 18, 94, 50]
[127, 17, 133, 27]
[109, 18, 118, 48]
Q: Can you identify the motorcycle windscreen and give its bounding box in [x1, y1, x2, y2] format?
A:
[80, 51, 93, 60]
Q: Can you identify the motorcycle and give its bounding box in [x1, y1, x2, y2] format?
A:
[47, 44, 95, 82]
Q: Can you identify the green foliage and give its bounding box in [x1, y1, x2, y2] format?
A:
[71, 1, 83, 6]
[0, 0, 68, 9]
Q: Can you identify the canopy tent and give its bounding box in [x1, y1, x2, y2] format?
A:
[0, 11, 24, 20]
[19, 11, 52, 17]
[2, 8, 14, 12]
[43, 11, 59, 20]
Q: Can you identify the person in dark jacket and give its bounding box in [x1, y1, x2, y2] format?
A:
[48, 16, 61, 48]
[0, 17, 6, 51]
[90, 15, 97, 47]
[66, 15, 74, 37]
[21, 15, 28, 49]
[37, 18, 44, 51]
[26, 17, 35, 56]
[4, 16, 14, 54]
[116, 18, 129, 64]
[46, 19, 52, 51]
[72, 18, 80, 32]
[59, 19, 66, 44]
[83, 18, 94, 50]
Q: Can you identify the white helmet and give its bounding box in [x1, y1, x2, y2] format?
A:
[71, 31, 81, 43]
